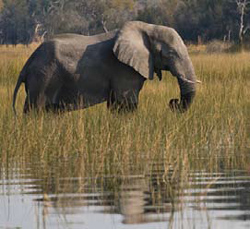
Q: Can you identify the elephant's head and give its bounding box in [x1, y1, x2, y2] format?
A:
[113, 21, 196, 112]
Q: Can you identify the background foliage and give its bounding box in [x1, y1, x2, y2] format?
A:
[0, 0, 250, 45]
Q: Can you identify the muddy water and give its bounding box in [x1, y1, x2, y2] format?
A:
[1, 163, 250, 229]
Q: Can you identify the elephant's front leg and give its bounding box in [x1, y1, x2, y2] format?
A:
[107, 90, 139, 113]
[108, 74, 145, 113]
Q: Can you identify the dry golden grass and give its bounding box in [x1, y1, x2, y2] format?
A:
[0, 44, 249, 182]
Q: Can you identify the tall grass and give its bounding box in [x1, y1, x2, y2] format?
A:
[0, 45, 249, 183]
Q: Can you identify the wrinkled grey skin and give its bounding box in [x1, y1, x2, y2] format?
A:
[13, 21, 196, 114]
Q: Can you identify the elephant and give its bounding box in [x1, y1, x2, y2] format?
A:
[13, 21, 197, 114]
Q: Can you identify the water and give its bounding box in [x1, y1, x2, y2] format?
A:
[1, 163, 250, 229]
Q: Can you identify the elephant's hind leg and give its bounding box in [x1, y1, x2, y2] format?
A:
[22, 67, 50, 113]
[23, 93, 46, 113]
[23, 97, 30, 113]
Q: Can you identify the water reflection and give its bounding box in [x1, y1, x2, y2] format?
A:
[1, 164, 250, 228]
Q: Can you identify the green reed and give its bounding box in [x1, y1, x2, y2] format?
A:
[0, 46, 249, 182]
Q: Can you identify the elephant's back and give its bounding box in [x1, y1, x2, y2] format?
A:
[49, 32, 117, 75]
[51, 30, 117, 46]
[49, 31, 117, 60]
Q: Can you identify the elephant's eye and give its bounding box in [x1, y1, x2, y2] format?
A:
[161, 50, 170, 59]
[168, 50, 176, 57]
[162, 49, 176, 59]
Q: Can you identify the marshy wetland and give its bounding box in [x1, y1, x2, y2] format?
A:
[0, 45, 249, 228]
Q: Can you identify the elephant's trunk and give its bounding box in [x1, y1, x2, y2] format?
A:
[169, 75, 196, 112]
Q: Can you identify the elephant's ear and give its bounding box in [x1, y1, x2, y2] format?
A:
[113, 22, 154, 80]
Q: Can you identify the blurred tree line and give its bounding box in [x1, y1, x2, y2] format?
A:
[0, 0, 250, 45]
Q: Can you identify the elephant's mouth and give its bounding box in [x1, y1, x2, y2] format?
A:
[154, 66, 171, 81]
[154, 68, 162, 81]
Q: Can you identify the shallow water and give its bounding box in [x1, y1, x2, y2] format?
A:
[1, 162, 250, 229]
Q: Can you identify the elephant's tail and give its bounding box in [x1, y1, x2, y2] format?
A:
[12, 72, 25, 116]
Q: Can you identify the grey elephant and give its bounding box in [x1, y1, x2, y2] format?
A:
[13, 21, 197, 114]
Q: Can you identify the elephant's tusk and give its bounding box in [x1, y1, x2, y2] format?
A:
[178, 75, 202, 84]
[179, 76, 196, 84]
